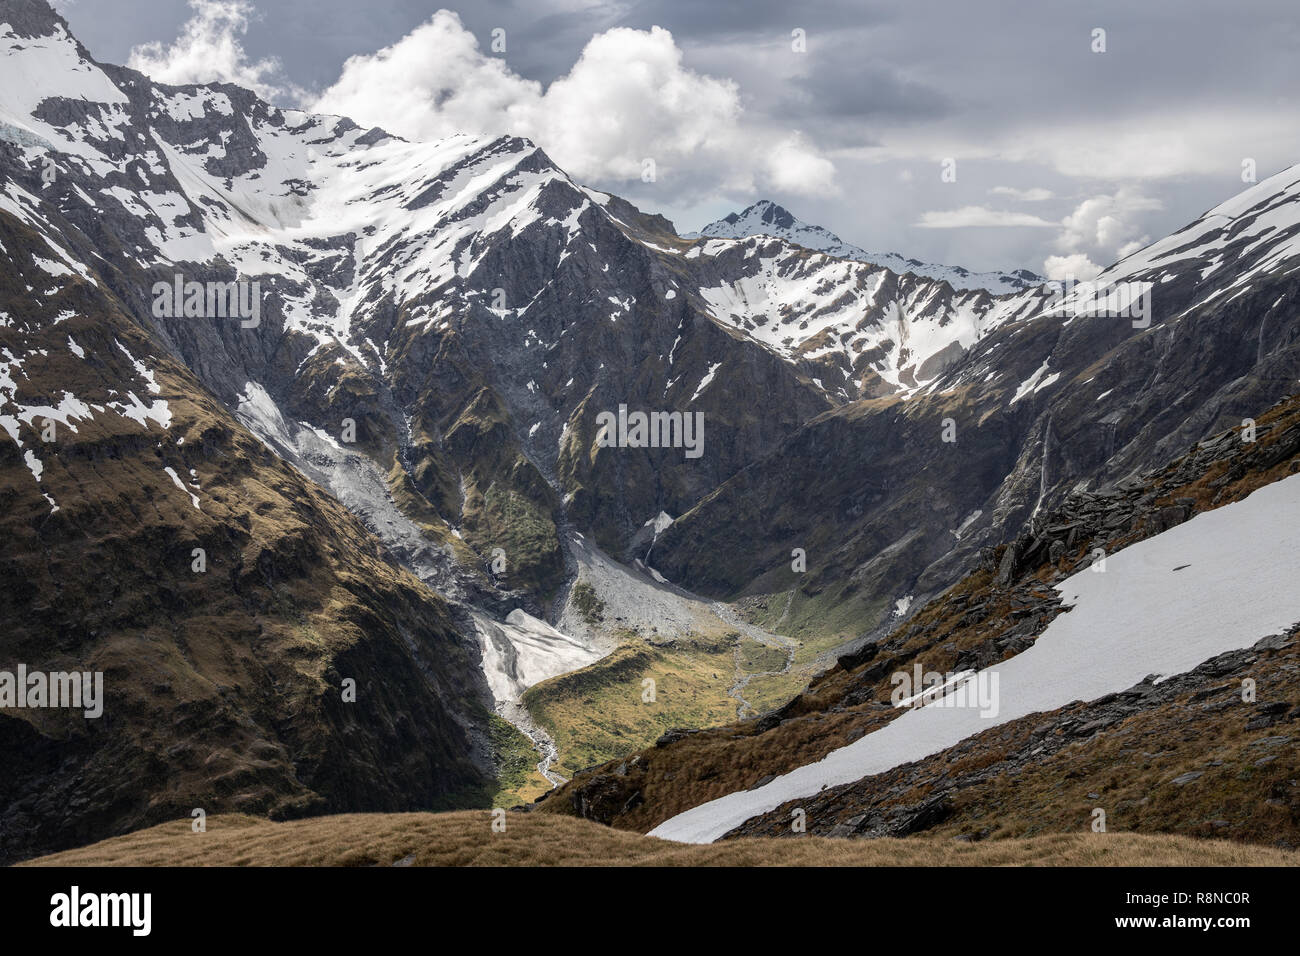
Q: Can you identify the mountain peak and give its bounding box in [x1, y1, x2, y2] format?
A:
[2, 0, 75, 42]
[724, 199, 798, 231]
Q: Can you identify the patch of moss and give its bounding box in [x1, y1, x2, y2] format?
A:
[571, 581, 606, 624]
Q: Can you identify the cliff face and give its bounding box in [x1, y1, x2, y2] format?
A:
[0, 214, 498, 863]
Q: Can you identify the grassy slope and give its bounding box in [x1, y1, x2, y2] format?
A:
[732, 588, 891, 711]
[20, 812, 1298, 867]
[522, 629, 806, 780]
[523, 637, 738, 780]
[485, 713, 552, 807]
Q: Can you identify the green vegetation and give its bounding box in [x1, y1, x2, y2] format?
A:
[741, 669, 810, 714]
[523, 637, 738, 778]
[522, 624, 817, 779]
[744, 587, 886, 656]
[522, 632, 733, 780]
[570, 581, 606, 625]
[464, 476, 565, 600]
[484, 713, 552, 808]
[737, 638, 786, 673]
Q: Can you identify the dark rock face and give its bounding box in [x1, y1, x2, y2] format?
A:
[0, 7, 499, 861]
[652, 235, 1300, 646]
[0, 247, 495, 863]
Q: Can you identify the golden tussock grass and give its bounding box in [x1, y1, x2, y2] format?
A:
[20, 811, 1299, 867]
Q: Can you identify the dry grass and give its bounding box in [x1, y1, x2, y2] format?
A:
[20, 812, 1299, 867]
[524, 634, 774, 780]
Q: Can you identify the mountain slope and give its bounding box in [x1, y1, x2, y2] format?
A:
[654, 466, 1300, 842]
[0, 208, 497, 863]
[542, 391, 1300, 845]
[0, 1, 541, 862]
[649, 165, 1300, 649]
[693, 200, 1042, 294]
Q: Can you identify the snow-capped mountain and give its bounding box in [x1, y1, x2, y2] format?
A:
[4, 0, 1300, 863]
[674, 234, 1003, 397]
[692, 200, 1042, 294]
[0, 0, 1037, 609]
[650, 160, 1300, 648]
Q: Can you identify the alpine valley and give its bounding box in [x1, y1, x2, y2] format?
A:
[2, 0, 1298, 865]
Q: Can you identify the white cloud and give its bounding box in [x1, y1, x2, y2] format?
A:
[990, 186, 1053, 201]
[126, 0, 299, 103]
[1043, 253, 1102, 281]
[1014, 114, 1295, 181]
[914, 206, 1056, 229]
[765, 132, 837, 195]
[1049, 187, 1160, 274]
[308, 12, 539, 143]
[309, 11, 835, 199]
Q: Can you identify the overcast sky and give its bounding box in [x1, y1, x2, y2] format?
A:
[51, 0, 1300, 276]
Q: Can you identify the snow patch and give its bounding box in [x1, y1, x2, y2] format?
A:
[651, 471, 1300, 843]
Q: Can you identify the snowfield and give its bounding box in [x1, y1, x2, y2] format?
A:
[650, 471, 1300, 843]
[473, 609, 606, 708]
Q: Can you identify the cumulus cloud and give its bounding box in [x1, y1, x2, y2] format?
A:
[1043, 253, 1103, 281]
[309, 11, 835, 198]
[308, 13, 540, 144]
[764, 132, 837, 195]
[1047, 187, 1161, 276]
[126, 0, 300, 103]
[914, 206, 1056, 229]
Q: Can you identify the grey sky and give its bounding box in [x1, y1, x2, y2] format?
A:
[52, 0, 1300, 275]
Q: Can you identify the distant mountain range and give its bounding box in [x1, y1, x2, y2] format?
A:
[691, 199, 1043, 294]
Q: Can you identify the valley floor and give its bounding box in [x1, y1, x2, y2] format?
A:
[19, 812, 1300, 867]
